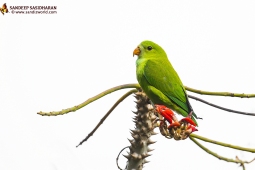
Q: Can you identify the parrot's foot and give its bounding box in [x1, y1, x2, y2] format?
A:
[188, 111, 193, 118]
[188, 111, 203, 120]
[155, 105, 198, 140]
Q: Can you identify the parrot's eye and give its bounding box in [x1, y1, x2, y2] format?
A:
[147, 46, 153, 51]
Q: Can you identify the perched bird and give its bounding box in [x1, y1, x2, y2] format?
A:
[133, 40, 199, 125]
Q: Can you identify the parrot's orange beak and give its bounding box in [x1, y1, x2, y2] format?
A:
[133, 47, 140, 57]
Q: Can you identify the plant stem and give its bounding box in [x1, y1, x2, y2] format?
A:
[76, 89, 137, 147]
[37, 84, 140, 116]
[190, 134, 255, 153]
[190, 136, 254, 167]
[185, 86, 255, 98]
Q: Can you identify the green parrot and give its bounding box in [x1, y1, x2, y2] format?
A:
[133, 40, 199, 125]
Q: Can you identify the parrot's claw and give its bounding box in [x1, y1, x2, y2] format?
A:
[155, 105, 198, 140]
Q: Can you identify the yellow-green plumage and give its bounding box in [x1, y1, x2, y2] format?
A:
[135, 40, 198, 125]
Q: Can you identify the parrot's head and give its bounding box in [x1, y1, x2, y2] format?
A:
[133, 40, 167, 59]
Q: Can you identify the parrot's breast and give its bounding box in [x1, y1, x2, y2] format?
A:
[135, 58, 148, 87]
[136, 58, 147, 67]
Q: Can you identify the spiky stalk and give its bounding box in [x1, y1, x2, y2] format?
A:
[124, 92, 158, 170]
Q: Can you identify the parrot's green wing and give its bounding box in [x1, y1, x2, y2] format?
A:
[143, 60, 197, 119]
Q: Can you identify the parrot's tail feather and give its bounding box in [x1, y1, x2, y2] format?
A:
[191, 111, 198, 119]
[191, 116, 199, 127]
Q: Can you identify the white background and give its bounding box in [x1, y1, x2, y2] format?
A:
[1, 0, 255, 170]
